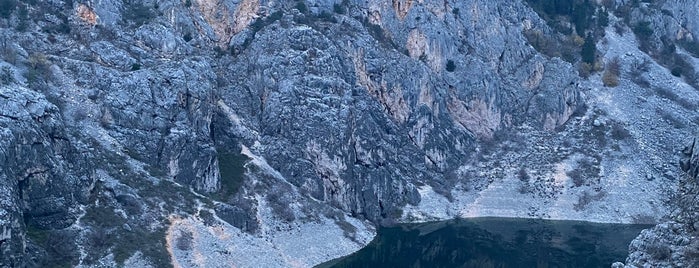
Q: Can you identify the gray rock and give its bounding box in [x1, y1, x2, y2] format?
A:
[1, 0, 697, 266]
[624, 136, 699, 267]
[0, 85, 91, 265]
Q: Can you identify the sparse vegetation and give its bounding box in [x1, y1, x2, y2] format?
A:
[26, 222, 79, 267]
[523, 29, 558, 58]
[633, 21, 654, 39]
[83, 205, 126, 228]
[578, 62, 592, 78]
[43, 15, 70, 35]
[363, 18, 396, 49]
[630, 59, 651, 88]
[249, 10, 283, 33]
[609, 123, 631, 141]
[175, 230, 194, 251]
[646, 242, 672, 260]
[122, 2, 156, 27]
[602, 57, 620, 87]
[567, 158, 600, 187]
[15, 3, 28, 31]
[0, 39, 16, 64]
[573, 190, 606, 211]
[112, 226, 170, 267]
[678, 40, 699, 58]
[1, 66, 14, 85]
[266, 191, 295, 222]
[215, 151, 249, 200]
[654, 86, 697, 110]
[84, 229, 111, 263]
[633, 21, 654, 51]
[524, 0, 603, 36]
[567, 168, 585, 187]
[517, 168, 533, 194]
[24, 52, 52, 88]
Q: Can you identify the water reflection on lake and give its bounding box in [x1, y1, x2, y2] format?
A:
[318, 217, 651, 268]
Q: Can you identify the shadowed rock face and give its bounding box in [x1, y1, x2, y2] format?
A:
[216, 0, 582, 223]
[0, 0, 697, 266]
[621, 136, 699, 268]
[0, 86, 91, 266]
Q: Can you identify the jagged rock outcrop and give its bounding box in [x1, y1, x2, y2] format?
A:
[0, 85, 91, 266]
[1, 0, 698, 266]
[620, 136, 699, 268]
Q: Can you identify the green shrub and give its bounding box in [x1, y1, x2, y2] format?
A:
[83, 205, 125, 228]
[215, 151, 249, 200]
[362, 18, 396, 49]
[647, 242, 671, 260]
[295, 1, 308, 14]
[131, 63, 141, 71]
[633, 21, 654, 51]
[316, 11, 337, 23]
[671, 67, 682, 77]
[43, 231, 79, 267]
[418, 53, 427, 62]
[122, 2, 155, 27]
[24, 53, 51, 87]
[1, 66, 14, 85]
[597, 8, 609, 28]
[634, 21, 654, 38]
[610, 123, 631, 140]
[0, 0, 16, 18]
[446, 60, 456, 72]
[15, 4, 28, 31]
[249, 10, 283, 33]
[183, 32, 192, 42]
[175, 230, 193, 251]
[578, 62, 592, 78]
[333, 3, 346, 14]
[581, 33, 595, 64]
[42, 14, 71, 34]
[113, 227, 170, 267]
[602, 71, 619, 87]
[573, 190, 606, 211]
[602, 57, 620, 87]
[679, 40, 699, 58]
[518, 168, 530, 182]
[0, 40, 16, 64]
[568, 168, 585, 187]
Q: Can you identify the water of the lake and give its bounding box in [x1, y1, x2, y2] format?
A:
[318, 217, 652, 268]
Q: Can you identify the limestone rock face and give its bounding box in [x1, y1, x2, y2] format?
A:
[622, 136, 699, 268]
[0, 0, 697, 266]
[0, 85, 91, 265]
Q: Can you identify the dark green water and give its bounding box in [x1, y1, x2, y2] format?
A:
[318, 217, 652, 268]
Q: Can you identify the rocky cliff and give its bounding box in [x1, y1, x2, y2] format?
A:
[618, 136, 699, 268]
[0, 0, 697, 267]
